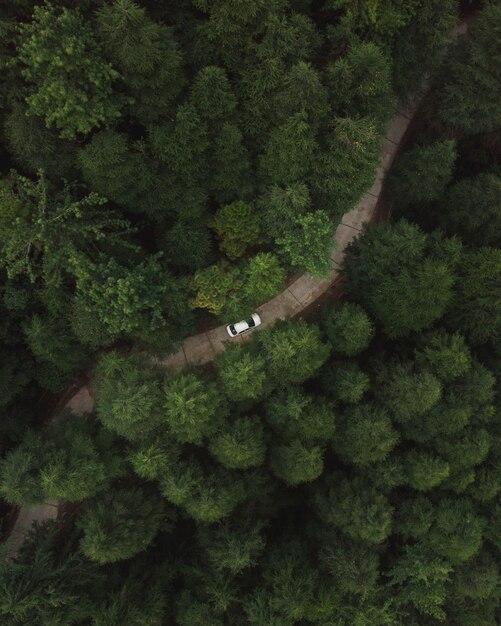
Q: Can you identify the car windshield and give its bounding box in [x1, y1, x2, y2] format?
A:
[247, 317, 255, 328]
[229, 324, 236, 334]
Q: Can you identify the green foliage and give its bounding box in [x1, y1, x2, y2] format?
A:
[270, 440, 324, 485]
[95, 352, 164, 441]
[415, 330, 471, 382]
[72, 254, 185, 338]
[96, 0, 184, 124]
[276, 210, 333, 277]
[0, 416, 124, 505]
[258, 320, 331, 386]
[191, 66, 237, 124]
[322, 302, 374, 356]
[388, 544, 452, 620]
[17, 3, 121, 138]
[266, 387, 335, 443]
[259, 112, 316, 186]
[0, 522, 102, 625]
[450, 247, 501, 344]
[320, 536, 379, 597]
[190, 262, 239, 315]
[333, 403, 399, 466]
[343, 221, 456, 337]
[209, 416, 266, 469]
[389, 140, 456, 208]
[211, 123, 253, 203]
[211, 200, 261, 260]
[163, 372, 225, 445]
[197, 519, 266, 574]
[244, 253, 285, 303]
[379, 364, 442, 422]
[395, 495, 434, 539]
[438, 3, 501, 133]
[426, 498, 484, 564]
[161, 217, 214, 272]
[215, 344, 267, 401]
[440, 173, 501, 246]
[314, 473, 393, 544]
[78, 487, 167, 564]
[325, 42, 394, 125]
[320, 362, 370, 404]
[160, 459, 246, 522]
[404, 449, 450, 491]
[312, 116, 380, 218]
[0, 430, 48, 505]
[0, 172, 135, 284]
[392, 0, 457, 96]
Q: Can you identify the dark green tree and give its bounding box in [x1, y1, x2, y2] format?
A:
[322, 302, 374, 356]
[163, 373, 226, 445]
[389, 140, 456, 208]
[78, 487, 167, 564]
[438, 3, 501, 133]
[95, 352, 164, 441]
[320, 362, 370, 404]
[333, 403, 399, 466]
[258, 320, 331, 386]
[17, 3, 121, 138]
[209, 416, 266, 469]
[215, 344, 267, 401]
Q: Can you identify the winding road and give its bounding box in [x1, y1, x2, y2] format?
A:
[4, 19, 470, 553]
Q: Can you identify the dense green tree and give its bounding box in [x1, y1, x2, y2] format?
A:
[211, 123, 253, 202]
[395, 495, 434, 539]
[191, 66, 237, 126]
[78, 130, 157, 215]
[78, 487, 167, 564]
[392, 0, 457, 96]
[322, 302, 374, 356]
[314, 473, 393, 544]
[244, 253, 285, 304]
[259, 182, 311, 241]
[320, 362, 370, 404]
[333, 403, 399, 466]
[160, 459, 246, 522]
[450, 550, 499, 602]
[312, 116, 380, 218]
[343, 221, 456, 337]
[426, 498, 484, 563]
[414, 330, 471, 382]
[270, 440, 324, 485]
[160, 217, 214, 272]
[325, 42, 394, 125]
[95, 352, 164, 441]
[449, 247, 501, 344]
[273, 62, 328, 126]
[276, 210, 333, 276]
[190, 262, 240, 316]
[404, 449, 450, 491]
[0, 522, 102, 625]
[17, 3, 121, 138]
[72, 254, 192, 342]
[388, 544, 452, 620]
[209, 416, 266, 469]
[39, 418, 124, 502]
[389, 140, 456, 209]
[438, 3, 501, 133]
[163, 372, 226, 445]
[0, 430, 48, 505]
[215, 344, 267, 401]
[439, 173, 501, 246]
[259, 112, 316, 186]
[96, 0, 184, 124]
[266, 387, 335, 443]
[258, 320, 331, 386]
[378, 364, 442, 423]
[197, 519, 266, 574]
[0, 172, 134, 284]
[211, 200, 261, 259]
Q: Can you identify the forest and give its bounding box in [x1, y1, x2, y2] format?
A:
[0, 0, 500, 624]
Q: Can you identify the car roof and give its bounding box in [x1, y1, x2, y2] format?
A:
[233, 320, 249, 333]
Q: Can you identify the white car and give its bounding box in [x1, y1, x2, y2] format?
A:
[226, 313, 262, 337]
